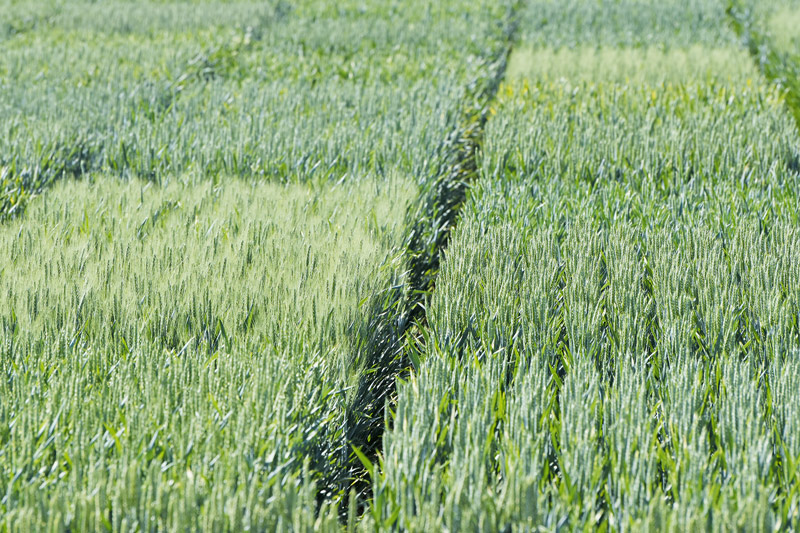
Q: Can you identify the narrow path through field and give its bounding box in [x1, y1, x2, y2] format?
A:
[337, 2, 523, 514]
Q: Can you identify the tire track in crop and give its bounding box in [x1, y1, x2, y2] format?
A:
[336, 2, 522, 515]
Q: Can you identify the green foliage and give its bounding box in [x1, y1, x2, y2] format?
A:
[728, 0, 800, 132]
[369, 0, 800, 530]
[0, 0, 511, 219]
[3, 0, 800, 530]
[0, 176, 414, 530]
[0, 0, 522, 528]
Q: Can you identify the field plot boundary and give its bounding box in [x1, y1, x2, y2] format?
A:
[727, 1, 800, 132]
[338, 1, 523, 513]
[11, 0, 800, 528]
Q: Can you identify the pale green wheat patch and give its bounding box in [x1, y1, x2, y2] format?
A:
[507, 45, 757, 86]
[0, 173, 416, 530]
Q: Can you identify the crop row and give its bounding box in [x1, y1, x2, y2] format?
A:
[3, 0, 800, 530]
[0, 0, 518, 530]
[0, 0, 510, 218]
[363, 1, 800, 530]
